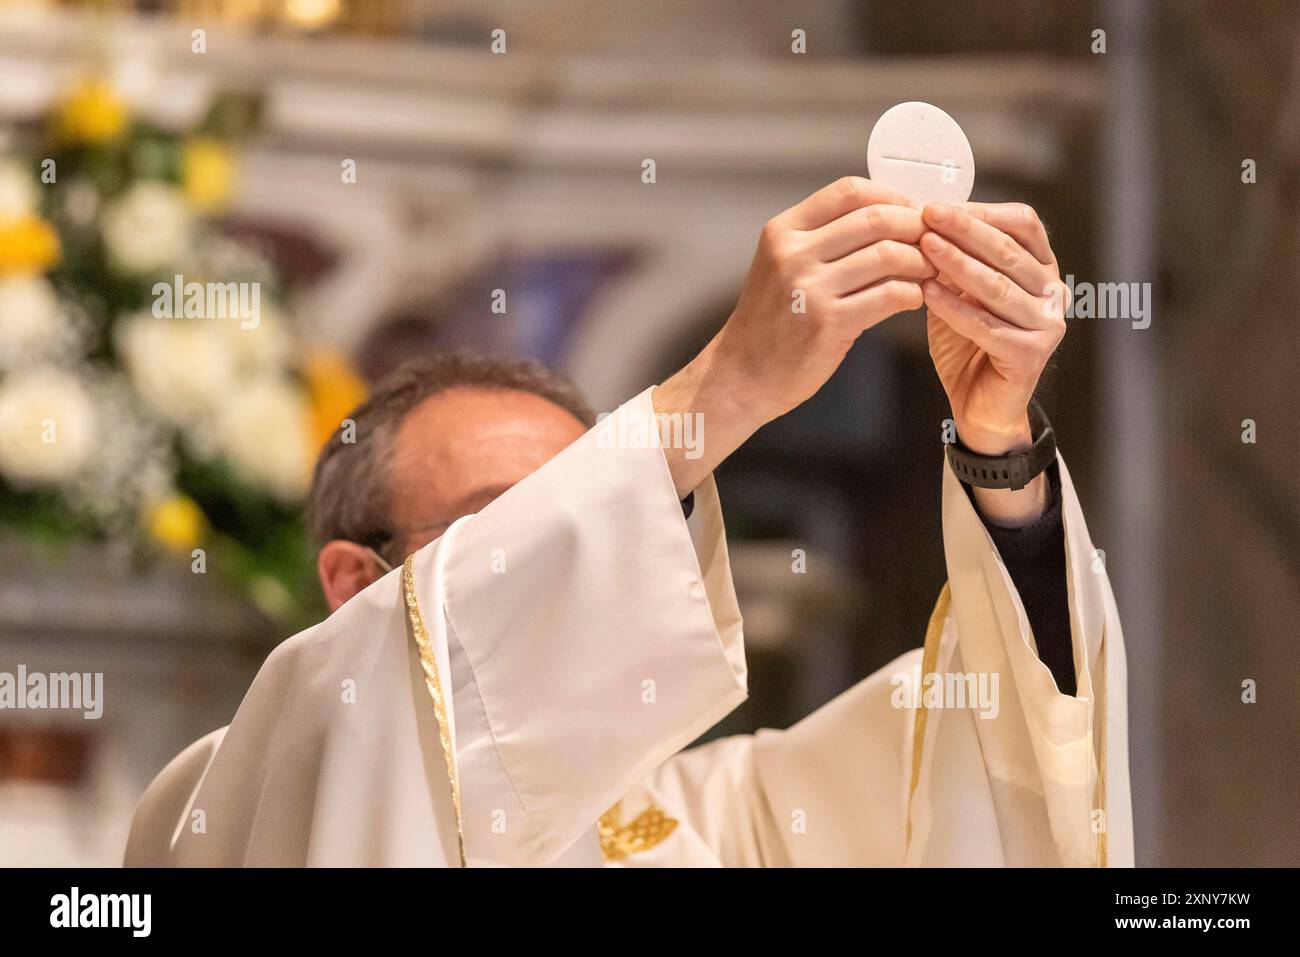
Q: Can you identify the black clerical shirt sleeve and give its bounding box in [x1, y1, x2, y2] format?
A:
[976, 463, 1076, 697]
[680, 490, 695, 521]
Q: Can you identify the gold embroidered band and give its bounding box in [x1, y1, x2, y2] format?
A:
[402, 555, 467, 867]
[906, 582, 950, 849]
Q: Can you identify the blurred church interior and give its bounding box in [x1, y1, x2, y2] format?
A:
[0, 0, 1295, 867]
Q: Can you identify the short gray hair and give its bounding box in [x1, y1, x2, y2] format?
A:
[308, 352, 595, 557]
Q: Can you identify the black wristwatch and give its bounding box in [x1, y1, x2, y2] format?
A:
[946, 400, 1056, 490]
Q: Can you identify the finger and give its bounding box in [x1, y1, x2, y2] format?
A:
[951, 202, 1054, 266]
[833, 279, 924, 333]
[922, 204, 1047, 294]
[811, 203, 925, 262]
[827, 240, 936, 296]
[919, 231, 1043, 329]
[778, 175, 914, 231]
[921, 278, 1028, 356]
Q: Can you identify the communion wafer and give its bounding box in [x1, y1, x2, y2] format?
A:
[867, 101, 975, 206]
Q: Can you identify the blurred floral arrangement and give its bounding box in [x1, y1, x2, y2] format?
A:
[0, 78, 364, 629]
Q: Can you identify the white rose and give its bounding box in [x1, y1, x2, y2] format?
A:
[0, 276, 77, 370]
[0, 159, 37, 223]
[116, 313, 238, 426]
[0, 367, 97, 485]
[101, 182, 192, 274]
[213, 376, 312, 502]
[225, 303, 292, 373]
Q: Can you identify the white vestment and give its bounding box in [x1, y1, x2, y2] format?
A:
[125, 388, 1132, 868]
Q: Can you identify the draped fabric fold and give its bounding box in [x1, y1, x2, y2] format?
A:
[126, 387, 748, 867]
[126, 397, 1131, 869]
[616, 453, 1132, 867]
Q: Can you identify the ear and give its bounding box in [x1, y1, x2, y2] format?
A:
[318, 539, 384, 612]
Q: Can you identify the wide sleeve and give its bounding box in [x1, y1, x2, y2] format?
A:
[410, 386, 749, 866]
[614, 453, 1132, 869]
[929, 451, 1133, 866]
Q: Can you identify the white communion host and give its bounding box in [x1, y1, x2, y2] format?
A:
[125, 174, 1132, 868]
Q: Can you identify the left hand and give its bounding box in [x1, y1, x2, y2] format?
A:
[918, 202, 1068, 455]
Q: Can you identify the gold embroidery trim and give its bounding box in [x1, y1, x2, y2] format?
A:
[402, 555, 467, 867]
[906, 582, 950, 848]
[598, 801, 679, 862]
[906, 582, 1111, 868]
[1097, 632, 1109, 868]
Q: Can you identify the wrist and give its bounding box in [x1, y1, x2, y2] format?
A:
[971, 471, 1050, 527]
[950, 402, 1054, 526]
[955, 412, 1033, 456]
[653, 338, 767, 498]
[690, 332, 778, 433]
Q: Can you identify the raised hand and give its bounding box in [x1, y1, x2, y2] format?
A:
[713, 176, 936, 422]
[656, 176, 935, 495]
[919, 201, 1068, 522]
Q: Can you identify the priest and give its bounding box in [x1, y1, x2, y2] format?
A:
[125, 177, 1131, 867]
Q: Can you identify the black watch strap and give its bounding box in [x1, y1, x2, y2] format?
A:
[946, 400, 1056, 490]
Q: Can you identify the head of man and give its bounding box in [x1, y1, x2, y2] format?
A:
[310, 353, 594, 611]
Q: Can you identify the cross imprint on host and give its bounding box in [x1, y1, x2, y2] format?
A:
[879, 155, 964, 171]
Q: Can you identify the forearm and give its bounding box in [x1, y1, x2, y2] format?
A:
[652, 334, 768, 498]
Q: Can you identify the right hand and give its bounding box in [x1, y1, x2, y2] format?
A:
[709, 175, 935, 425]
[654, 176, 933, 497]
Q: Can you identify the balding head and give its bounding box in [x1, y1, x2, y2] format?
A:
[310, 353, 593, 611]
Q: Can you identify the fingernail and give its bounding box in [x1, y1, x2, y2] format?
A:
[927, 203, 950, 222]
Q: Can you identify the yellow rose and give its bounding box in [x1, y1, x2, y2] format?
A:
[0, 216, 61, 275]
[146, 495, 208, 554]
[303, 350, 368, 451]
[53, 78, 127, 145]
[182, 137, 236, 213]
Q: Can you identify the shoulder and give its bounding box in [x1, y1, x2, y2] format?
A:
[124, 726, 228, 866]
